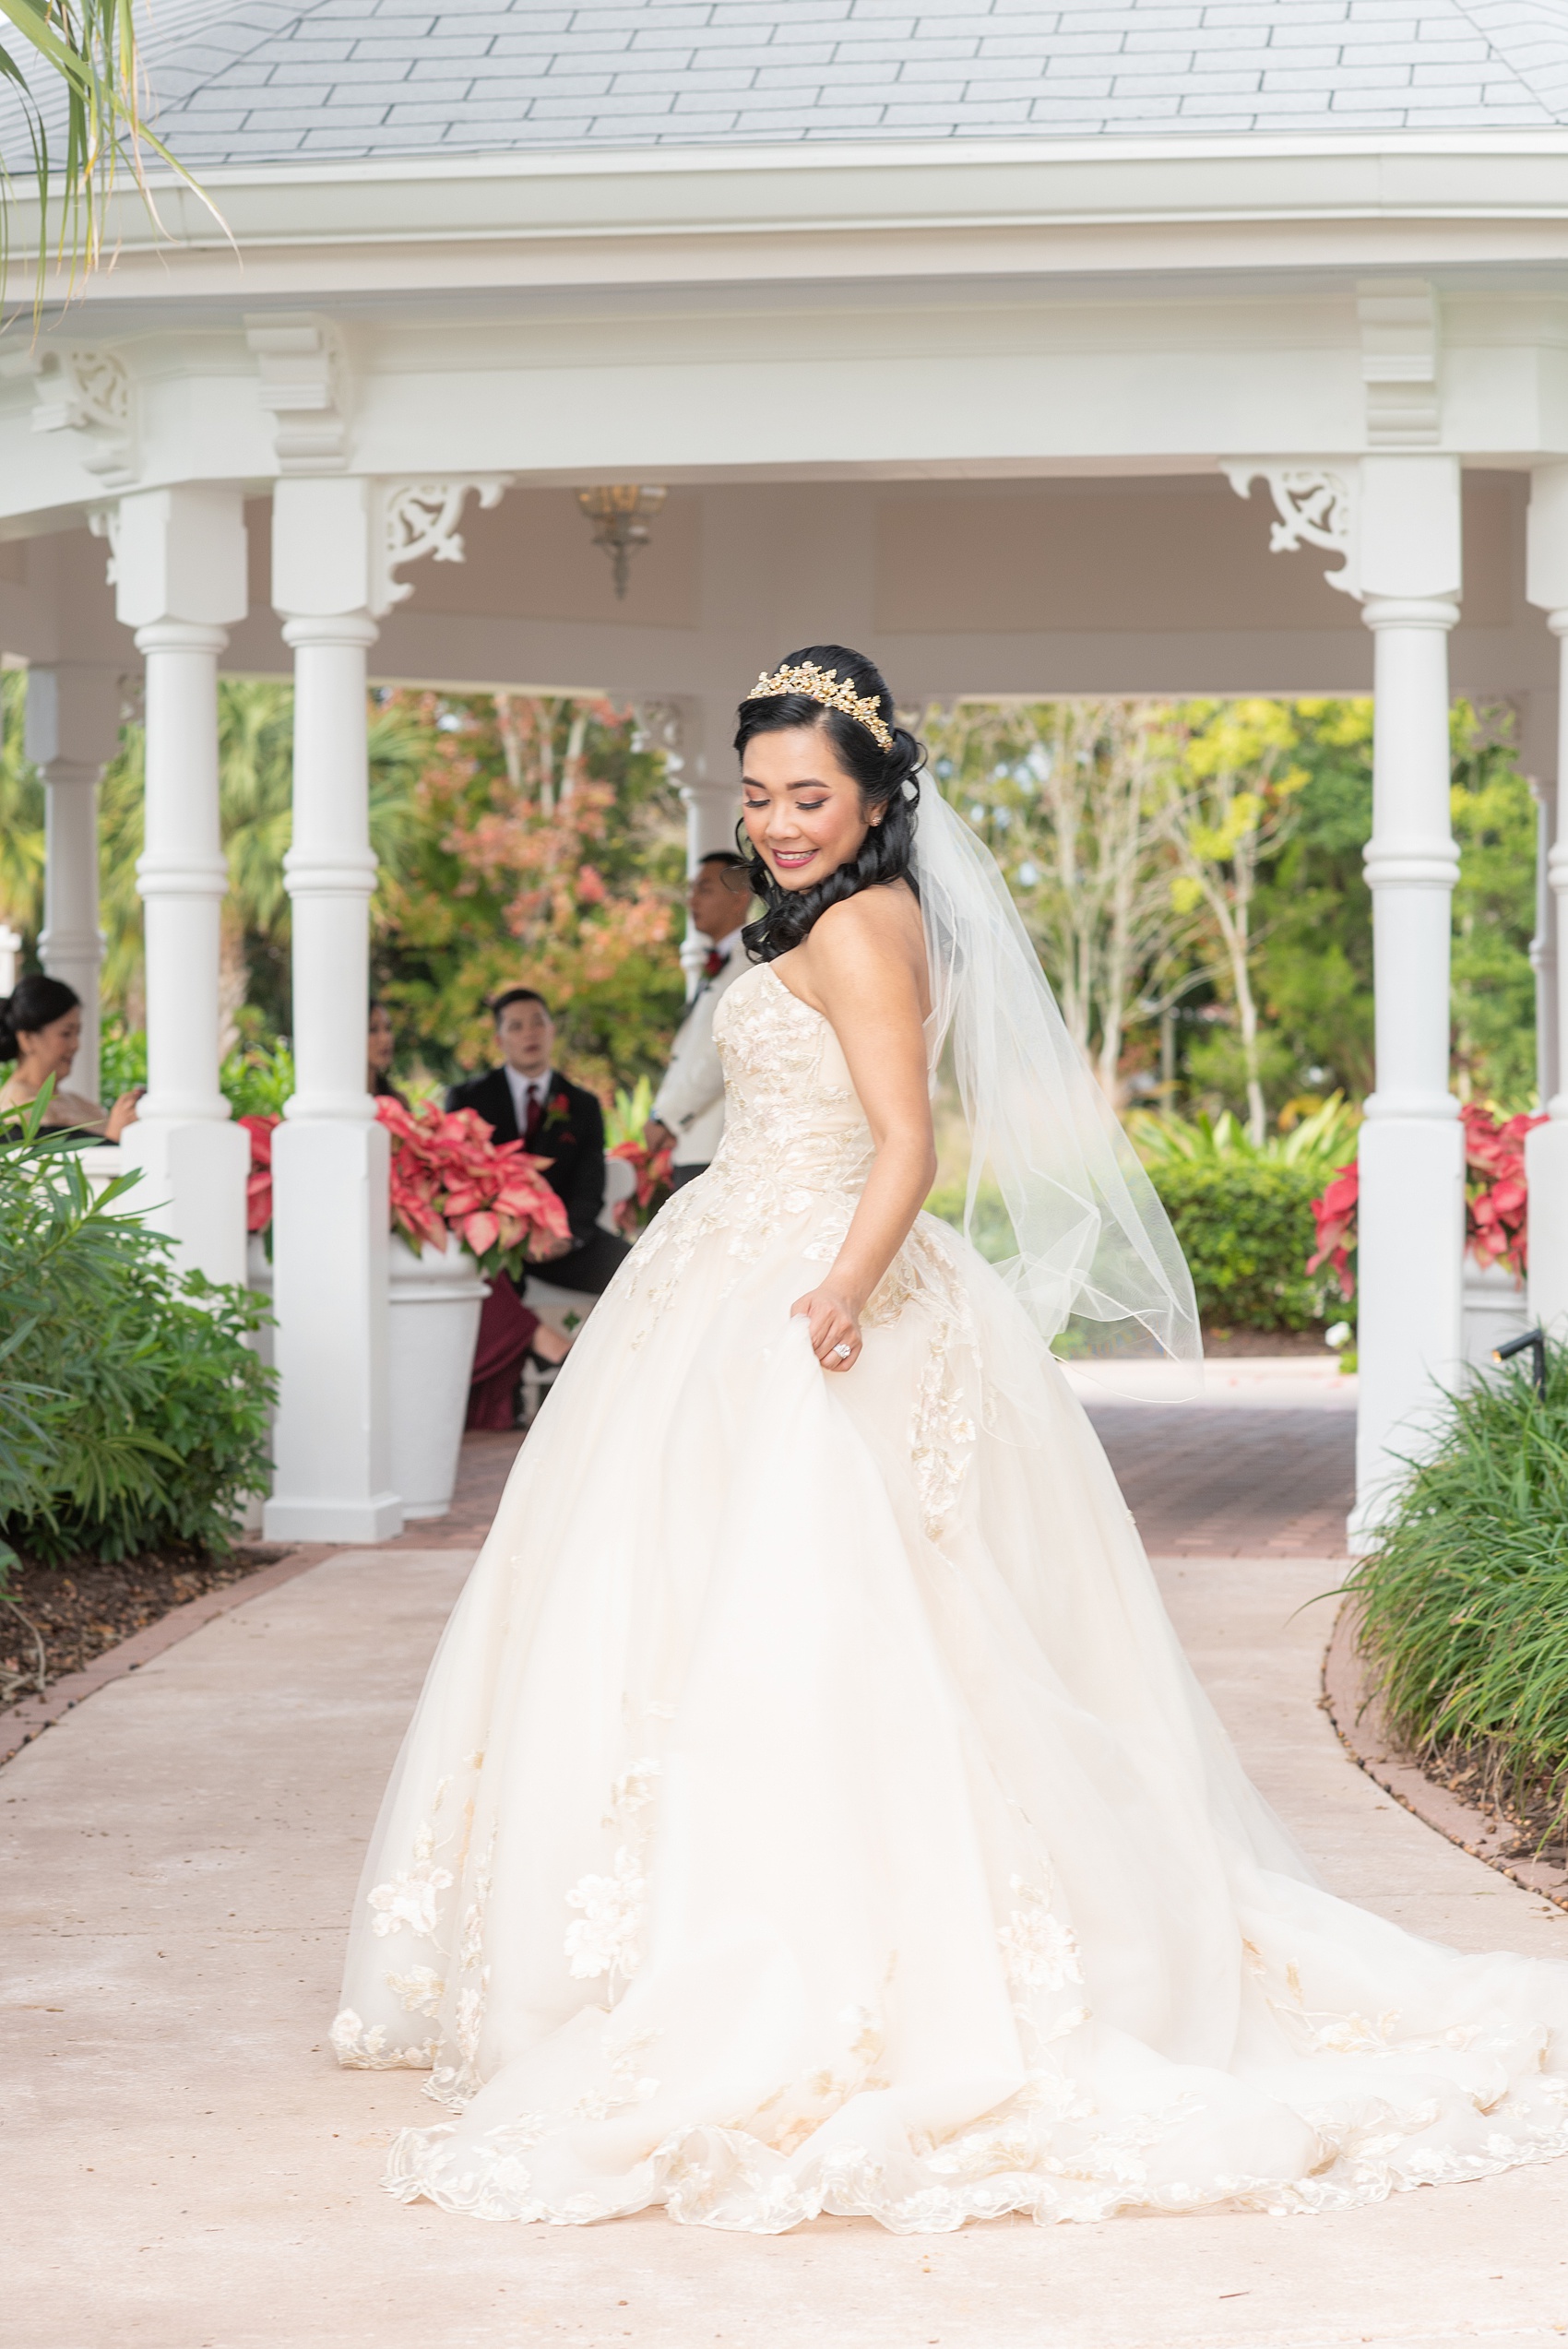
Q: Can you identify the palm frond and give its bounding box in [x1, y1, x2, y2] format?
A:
[0, 0, 218, 310]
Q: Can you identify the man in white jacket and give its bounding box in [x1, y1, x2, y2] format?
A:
[646, 851, 754, 1188]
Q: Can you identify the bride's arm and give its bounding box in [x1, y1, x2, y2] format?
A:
[788, 889, 935, 1374]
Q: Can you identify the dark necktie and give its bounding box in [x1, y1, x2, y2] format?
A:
[524, 1083, 544, 1146]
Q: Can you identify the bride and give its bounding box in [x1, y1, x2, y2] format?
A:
[334, 647, 1568, 2231]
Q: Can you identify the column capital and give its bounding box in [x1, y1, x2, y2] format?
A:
[1526, 464, 1568, 615]
[281, 611, 379, 652]
[1360, 596, 1460, 633]
[110, 485, 247, 634]
[23, 662, 125, 772]
[133, 619, 231, 658]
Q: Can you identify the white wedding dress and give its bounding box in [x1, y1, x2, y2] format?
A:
[335, 959, 1568, 2230]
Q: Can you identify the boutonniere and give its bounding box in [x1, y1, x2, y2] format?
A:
[542, 1090, 573, 1130]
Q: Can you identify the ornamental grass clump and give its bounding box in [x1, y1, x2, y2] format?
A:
[1348, 1340, 1568, 1846]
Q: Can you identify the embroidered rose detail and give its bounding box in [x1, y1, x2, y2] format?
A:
[564, 1848, 647, 1987]
[368, 1858, 454, 1940]
[997, 1873, 1084, 1994]
[386, 1964, 445, 2017]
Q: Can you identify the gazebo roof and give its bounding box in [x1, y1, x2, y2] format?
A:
[137, 0, 1568, 168]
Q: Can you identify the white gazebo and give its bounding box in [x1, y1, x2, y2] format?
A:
[6, 0, 1568, 1543]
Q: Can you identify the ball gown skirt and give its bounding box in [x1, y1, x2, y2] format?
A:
[333, 962, 1568, 2231]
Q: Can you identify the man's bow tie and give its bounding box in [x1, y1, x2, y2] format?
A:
[703, 948, 728, 980]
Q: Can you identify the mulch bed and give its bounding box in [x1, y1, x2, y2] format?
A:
[1421, 1739, 1568, 1873]
[0, 1546, 291, 1709]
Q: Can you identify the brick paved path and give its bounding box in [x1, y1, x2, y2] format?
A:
[387, 1400, 1354, 1563]
[1089, 1404, 1353, 1559]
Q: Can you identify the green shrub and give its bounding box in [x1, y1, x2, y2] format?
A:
[922, 1179, 1014, 1265]
[929, 1161, 1327, 1334]
[0, 1108, 275, 1573]
[1148, 1159, 1326, 1332]
[1128, 1094, 1360, 1178]
[1348, 1343, 1568, 1839]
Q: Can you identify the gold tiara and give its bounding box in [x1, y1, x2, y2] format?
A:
[748, 660, 893, 752]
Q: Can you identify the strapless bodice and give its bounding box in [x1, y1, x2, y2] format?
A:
[707, 961, 875, 1201]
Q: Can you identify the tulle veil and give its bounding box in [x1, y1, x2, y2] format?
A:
[911, 779, 1202, 1397]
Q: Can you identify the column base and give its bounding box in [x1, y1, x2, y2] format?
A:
[269, 1119, 402, 1536]
[263, 1490, 404, 1543]
[117, 1117, 249, 1288]
[1352, 1114, 1466, 1547]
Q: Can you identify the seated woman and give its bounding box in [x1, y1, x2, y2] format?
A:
[0, 974, 142, 1140]
[367, 999, 408, 1105]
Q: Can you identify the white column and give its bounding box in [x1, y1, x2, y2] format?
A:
[24, 663, 122, 1104]
[1350, 457, 1466, 1549]
[264, 478, 401, 1543]
[1532, 778, 1558, 1110]
[111, 487, 249, 1286]
[1526, 465, 1568, 1335]
[1514, 683, 1562, 1114]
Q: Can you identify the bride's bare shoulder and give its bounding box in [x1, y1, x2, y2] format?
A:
[812, 881, 924, 961]
[801, 883, 928, 1005]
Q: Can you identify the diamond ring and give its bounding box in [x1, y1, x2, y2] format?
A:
[832, 1342, 852, 1360]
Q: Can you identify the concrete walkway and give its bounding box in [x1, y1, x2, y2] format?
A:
[9, 1379, 1568, 2349]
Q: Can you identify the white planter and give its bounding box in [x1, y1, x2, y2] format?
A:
[387, 1235, 489, 1519]
[1461, 1254, 1530, 1378]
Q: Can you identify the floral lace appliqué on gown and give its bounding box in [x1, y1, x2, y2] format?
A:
[336, 959, 1568, 2232]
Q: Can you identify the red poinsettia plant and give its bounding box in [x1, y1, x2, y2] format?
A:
[607, 1134, 675, 1237]
[1460, 1103, 1545, 1276]
[1307, 1104, 1547, 1304]
[241, 1100, 569, 1275]
[1306, 1161, 1360, 1302]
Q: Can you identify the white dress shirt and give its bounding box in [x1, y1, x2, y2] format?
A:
[505, 1064, 552, 1138]
[651, 927, 747, 1169]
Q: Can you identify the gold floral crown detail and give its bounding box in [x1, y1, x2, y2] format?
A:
[748, 660, 893, 753]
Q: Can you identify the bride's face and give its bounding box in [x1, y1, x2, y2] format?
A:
[741, 724, 881, 893]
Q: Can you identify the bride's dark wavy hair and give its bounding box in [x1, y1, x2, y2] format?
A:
[733, 644, 924, 963]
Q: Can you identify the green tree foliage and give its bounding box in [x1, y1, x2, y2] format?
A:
[0, 1103, 274, 1573]
[921, 699, 1199, 1097]
[1241, 700, 1375, 1105]
[1449, 705, 1538, 1109]
[926, 695, 1538, 1123]
[0, 667, 43, 950]
[1156, 699, 1308, 1142]
[98, 679, 438, 1040]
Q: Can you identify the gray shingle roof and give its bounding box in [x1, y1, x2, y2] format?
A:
[127, 0, 1568, 164]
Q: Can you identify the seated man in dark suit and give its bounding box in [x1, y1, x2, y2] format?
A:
[445, 988, 630, 1297]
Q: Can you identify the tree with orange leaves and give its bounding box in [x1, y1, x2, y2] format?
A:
[373, 693, 687, 1097]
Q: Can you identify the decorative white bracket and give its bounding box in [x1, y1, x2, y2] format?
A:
[372, 478, 509, 616]
[1358, 279, 1440, 451]
[245, 314, 350, 474]
[1221, 461, 1360, 598]
[1, 345, 137, 487]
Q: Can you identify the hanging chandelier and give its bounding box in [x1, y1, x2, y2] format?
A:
[575, 484, 667, 599]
